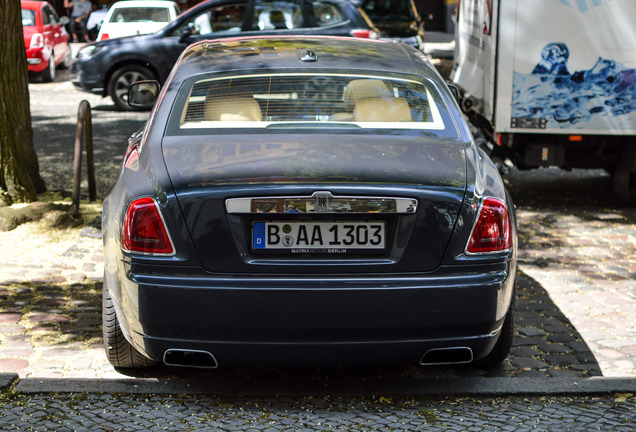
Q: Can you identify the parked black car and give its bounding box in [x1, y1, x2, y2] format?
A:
[71, 0, 379, 110]
[102, 36, 517, 369]
[353, 0, 424, 50]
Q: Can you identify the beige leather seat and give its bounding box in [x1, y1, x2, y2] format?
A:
[332, 79, 392, 121]
[353, 96, 412, 122]
[204, 94, 262, 122]
[344, 79, 391, 110]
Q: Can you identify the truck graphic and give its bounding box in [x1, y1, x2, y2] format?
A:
[452, 0, 636, 202]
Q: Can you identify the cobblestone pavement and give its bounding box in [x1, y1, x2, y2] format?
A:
[0, 392, 634, 431]
[0, 70, 634, 382]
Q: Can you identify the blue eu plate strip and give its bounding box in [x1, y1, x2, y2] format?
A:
[253, 222, 265, 249]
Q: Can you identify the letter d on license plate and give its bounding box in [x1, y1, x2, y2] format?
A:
[253, 221, 385, 250]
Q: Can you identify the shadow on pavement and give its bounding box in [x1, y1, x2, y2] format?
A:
[32, 113, 147, 199]
[504, 167, 615, 208]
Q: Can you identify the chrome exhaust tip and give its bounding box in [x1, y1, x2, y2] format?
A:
[163, 349, 219, 369]
[419, 347, 474, 366]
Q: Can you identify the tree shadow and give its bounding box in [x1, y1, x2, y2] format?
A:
[31, 113, 147, 199]
[503, 167, 616, 208]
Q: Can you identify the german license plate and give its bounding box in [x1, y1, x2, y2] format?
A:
[252, 221, 385, 250]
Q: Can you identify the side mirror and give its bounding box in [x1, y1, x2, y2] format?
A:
[446, 83, 460, 104]
[59, 16, 70, 26]
[128, 80, 160, 109]
[179, 24, 194, 43]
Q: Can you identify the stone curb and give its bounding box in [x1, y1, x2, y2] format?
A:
[3, 374, 635, 396]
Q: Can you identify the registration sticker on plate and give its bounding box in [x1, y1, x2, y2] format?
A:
[253, 221, 385, 251]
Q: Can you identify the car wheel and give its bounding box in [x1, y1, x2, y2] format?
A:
[476, 289, 515, 367]
[102, 279, 157, 368]
[60, 46, 73, 69]
[108, 65, 156, 111]
[39, 50, 56, 82]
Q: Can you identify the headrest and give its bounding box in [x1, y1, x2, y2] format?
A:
[204, 86, 262, 121]
[353, 97, 413, 122]
[344, 79, 391, 110]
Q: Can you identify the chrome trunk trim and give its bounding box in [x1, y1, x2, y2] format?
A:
[226, 191, 418, 214]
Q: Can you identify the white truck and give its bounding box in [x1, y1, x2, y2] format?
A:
[451, 0, 636, 202]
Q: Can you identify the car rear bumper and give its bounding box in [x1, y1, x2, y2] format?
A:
[26, 50, 46, 73]
[115, 264, 515, 366]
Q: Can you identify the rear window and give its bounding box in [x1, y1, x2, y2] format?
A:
[22, 9, 36, 27]
[252, 0, 346, 30]
[172, 73, 447, 133]
[110, 7, 171, 23]
[360, 0, 415, 21]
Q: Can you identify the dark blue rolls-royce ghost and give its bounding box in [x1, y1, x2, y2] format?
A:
[102, 36, 517, 370]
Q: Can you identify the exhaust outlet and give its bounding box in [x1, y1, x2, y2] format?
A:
[419, 347, 473, 366]
[163, 349, 219, 369]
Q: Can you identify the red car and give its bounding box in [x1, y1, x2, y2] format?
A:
[22, 0, 72, 82]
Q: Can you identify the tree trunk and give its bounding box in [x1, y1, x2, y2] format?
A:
[0, 0, 47, 204]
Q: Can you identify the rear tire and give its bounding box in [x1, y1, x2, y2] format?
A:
[60, 46, 73, 69]
[102, 279, 157, 369]
[613, 144, 636, 205]
[476, 289, 515, 367]
[107, 65, 155, 111]
[39, 50, 56, 82]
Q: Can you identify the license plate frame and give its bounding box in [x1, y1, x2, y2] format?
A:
[252, 221, 386, 253]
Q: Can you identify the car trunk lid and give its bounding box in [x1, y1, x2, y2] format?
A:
[162, 132, 467, 274]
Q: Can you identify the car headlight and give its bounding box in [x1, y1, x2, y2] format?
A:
[77, 44, 103, 61]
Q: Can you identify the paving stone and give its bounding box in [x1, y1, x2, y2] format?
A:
[0, 313, 22, 324]
[0, 358, 29, 370]
[510, 357, 550, 370]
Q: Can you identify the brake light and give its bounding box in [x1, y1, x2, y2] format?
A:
[100, 33, 110, 41]
[350, 29, 378, 39]
[122, 197, 175, 255]
[467, 197, 512, 254]
[30, 33, 44, 49]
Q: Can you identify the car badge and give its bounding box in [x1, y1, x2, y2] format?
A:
[312, 191, 332, 212]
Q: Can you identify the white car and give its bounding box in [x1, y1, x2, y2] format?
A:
[96, 0, 180, 41]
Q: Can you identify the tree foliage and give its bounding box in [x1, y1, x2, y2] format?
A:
[0, 0, 46, 204]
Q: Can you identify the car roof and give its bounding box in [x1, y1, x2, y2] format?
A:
[173, 36, 432, 80]
[20, 0, 45, 9]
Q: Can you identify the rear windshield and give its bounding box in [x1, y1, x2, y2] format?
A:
[169, 72, 452, 134]
[22, 9, 36, 27]
[252, 0, 346, 29]
[110, 7, 171, 23]
[360, 0, 416, 21]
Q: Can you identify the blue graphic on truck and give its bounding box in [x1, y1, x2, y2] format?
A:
[512, 42, 636, 128]
[559, 0, 614, 12]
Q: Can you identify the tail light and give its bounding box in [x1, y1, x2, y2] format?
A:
[467, 197, 512, 254]
[122, 197, 175, 255]
[350, 29, 378, 39]
[100, 33, 110, 41]
[30, 33, 44, 49]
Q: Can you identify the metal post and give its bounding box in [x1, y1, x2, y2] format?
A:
[71, 100, 97, 217]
